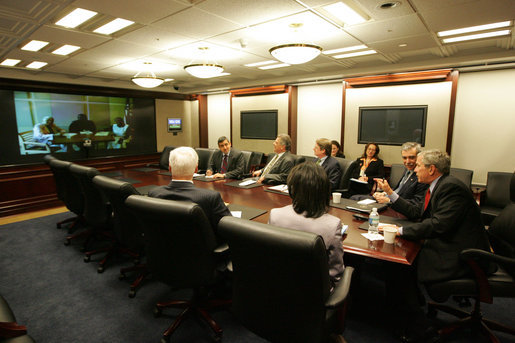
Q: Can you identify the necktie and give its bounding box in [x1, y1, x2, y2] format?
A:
[316, 159, 322, 166]
[395, 170, 411, 193]
[220, 154, 228, 173]
[262, 154, 279, 177]
[423, 188, 431, 211]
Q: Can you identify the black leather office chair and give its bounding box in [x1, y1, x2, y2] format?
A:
[333, 159, 358, 197]
[218, 216, 354, 343]
[480, 171, 513, 225]
[0, 295, 35, 343]
[92, 175, 147, 293]
[195, 148, 215, 174]
[47, 157, 85, 231]
[247, 151, 264, 173]
[68, 164, 114, 271]
[425, 203, 515, 342]
[388, 163, 405, 189]
[125, 195, 230, 342]
[147, 146, 176, 170]
[240, 150, 253, 174]
[449, 167, 473, 190]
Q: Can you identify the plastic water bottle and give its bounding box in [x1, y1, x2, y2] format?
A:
[368, 207, 379, 235]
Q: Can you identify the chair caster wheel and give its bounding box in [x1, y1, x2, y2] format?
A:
[64, 239, 70, 246]
[128, 290, 136, 298]
[153, 306, 162, 317]
[118, 273, 126, 280]
[97, 266, 104, 273]
[84, 256, 91, 263]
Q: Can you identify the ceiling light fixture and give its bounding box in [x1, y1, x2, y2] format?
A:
[26, 61, 48, 69]
[131, 62, 164, 88]
[437, 21, 511, 37]
[1, 59, 21, 66]
[323, 45, 368, 55]
[55, 8, 97, 28]
[52, 45, 81, 55]
[184, 47, 224, 78]
[323, 2, 367, 25]
[21, 40, 49, 52]
[442, 29, 511, 43]
[258, 63, 290, 70]
[333, 49, 377, 59]
[269, 24, 322, 65]
[94, 18, 134, 35]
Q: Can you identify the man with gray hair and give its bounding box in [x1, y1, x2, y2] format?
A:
[384, 149, 490, 342]
[252, 134, 295, 185]
[374, 142, 428, 219]
[148, 146, 232, 235]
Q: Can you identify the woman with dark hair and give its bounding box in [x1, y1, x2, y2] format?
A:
[348, 142, 384, 196]
[268, 162, 344, 285]
[331, 140, 345, 158]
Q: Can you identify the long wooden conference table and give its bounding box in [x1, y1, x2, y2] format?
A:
[109, 167, 421, 266]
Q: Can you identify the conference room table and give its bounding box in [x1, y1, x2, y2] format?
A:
[109, 167, 421, 266]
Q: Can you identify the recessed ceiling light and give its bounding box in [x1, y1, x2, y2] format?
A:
[442, 29, 511, 43]
[55, 8, 97, 28]
[244, 60, 277, 67]
[26, 61, 48, 69]
[52, 45, 81, 55]
[1, 59, 21, 66]
[323, 45, 367, 55]
[333, 50, 377, 59]
[438, 21, 511, 37]
[323, 2, 367, 25]
[398, 43, 407, 47]
[258, 63, 290, 70]
[379, 2, 401, 10]
[94, 18, 134, 35]
[21, 40, 49, 52]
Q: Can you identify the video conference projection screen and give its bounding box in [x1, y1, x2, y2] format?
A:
[0, 89, 157, 166]
[240, 110, 278, 140]
[358, 106, 427, 146]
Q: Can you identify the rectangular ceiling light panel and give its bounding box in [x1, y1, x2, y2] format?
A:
[21, 40, 49, 51]
[55, 8, 98, 28]
[94, 18, 134, 35]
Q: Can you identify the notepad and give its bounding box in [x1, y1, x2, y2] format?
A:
[268, 184, 288, 193]
[239, 179, 257, 186]
[357, 199, 376, 205]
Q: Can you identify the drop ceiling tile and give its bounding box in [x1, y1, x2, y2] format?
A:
[29, 25, 110, 48]
[117, 26, 194, 51]
[367, 34, 439, 53]
[354, 0, 415, 20]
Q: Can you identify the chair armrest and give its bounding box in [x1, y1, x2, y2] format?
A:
[146, 163, 160, 168]
[325, 266, 354, 309]
[461, 249, 515, 268]
[0, 321, 27, 338]
[214, 243, 229, 254]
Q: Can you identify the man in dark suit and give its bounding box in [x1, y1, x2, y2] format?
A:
[252, 134, 295, 185]
[385, 149, 490, 342]
[374, 142, 428, 219]
[313, 138, 342, 191]
[206, 136, 246, 179]
[148, 146, 232, 236]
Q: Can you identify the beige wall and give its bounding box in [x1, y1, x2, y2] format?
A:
[297, 83, 343, 156]
[207, 93, 231, 148]
[452, 69, 515, 185]
[232, 93, 289, 153]
[345, 82, 452, 165]
[155, 99, 199, 152]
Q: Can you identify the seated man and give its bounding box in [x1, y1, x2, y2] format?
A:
[108, 117, 131, 149]
[373, 142, 428, 219]
[313, 138, 342, 191]
[206, 136, 245, 179]
[68, 113, 96, 133]
[33, 115, 65, 145]
[148, 146, 232, 238]
[252, 134, 295, 185]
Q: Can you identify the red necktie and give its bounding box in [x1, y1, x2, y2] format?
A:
[220, 155, 228, 173]
[423, 188, 431, 211]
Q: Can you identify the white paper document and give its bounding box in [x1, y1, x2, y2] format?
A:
[341, 225, 348, 235]
[268, 184, 288, 193]
[350, 178, 368, 184]
[361, 232, 384, 241]
[357, 199, 376, 205]
[230, 211, 242, 218]
[95, 131, 110, 136]
[193, 173, 205, 177]
[239, 179, 257, 186]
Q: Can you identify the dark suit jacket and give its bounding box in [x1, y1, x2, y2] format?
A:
[349, 157, 384, 195]
[401, 175, 490, 283]
[261, 151, 295, 185]
[148, 180, 232, 234]
[390, 169, 429, 220]
[207, 148, 246, 179]
[317, 156, 342, 191]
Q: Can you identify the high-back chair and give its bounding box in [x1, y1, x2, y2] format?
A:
[218, 216, 354, 343]
[333, 159, 358, 196]
[125, 195, 230, 342]
[480, 171, 513, 225]
[92, 175, 148, 294]
[195, 148, 215, 174]
[449, 167, 473, 190]
[425, 203, 515, 342]
[0, 294, 35, 343]
[388, 163, 406, 189]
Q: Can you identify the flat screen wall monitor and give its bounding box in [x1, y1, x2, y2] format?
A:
[240, 110, 278, 140]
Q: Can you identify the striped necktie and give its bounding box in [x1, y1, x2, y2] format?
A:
[262, 154, 279, 177]
[220, 154, 228, 173]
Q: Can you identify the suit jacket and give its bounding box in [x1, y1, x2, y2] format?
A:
[269, 204, 344, 284]
[390, 169, 429, 220]
[207, 148, 246, 179]
[260, 151, 295, 185]
[148, 180, 232, 234]
[401, 175, 490, 283]
[349, 157, 384, 195]
[317, 156, 342, 191]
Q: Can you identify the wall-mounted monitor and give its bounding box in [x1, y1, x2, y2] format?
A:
[240, 110, 278, 140]
[358, 106, 427, 146]
[167, 118, 182, 132]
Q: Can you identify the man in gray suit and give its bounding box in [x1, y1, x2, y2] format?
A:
[374, 142, 428, 219]
[206, 136, 246, 179]
[252, 134, 295, 185]
[148, 146, 231, 236]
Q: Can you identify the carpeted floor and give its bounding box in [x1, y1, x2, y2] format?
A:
[1, 212, 514, 343]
